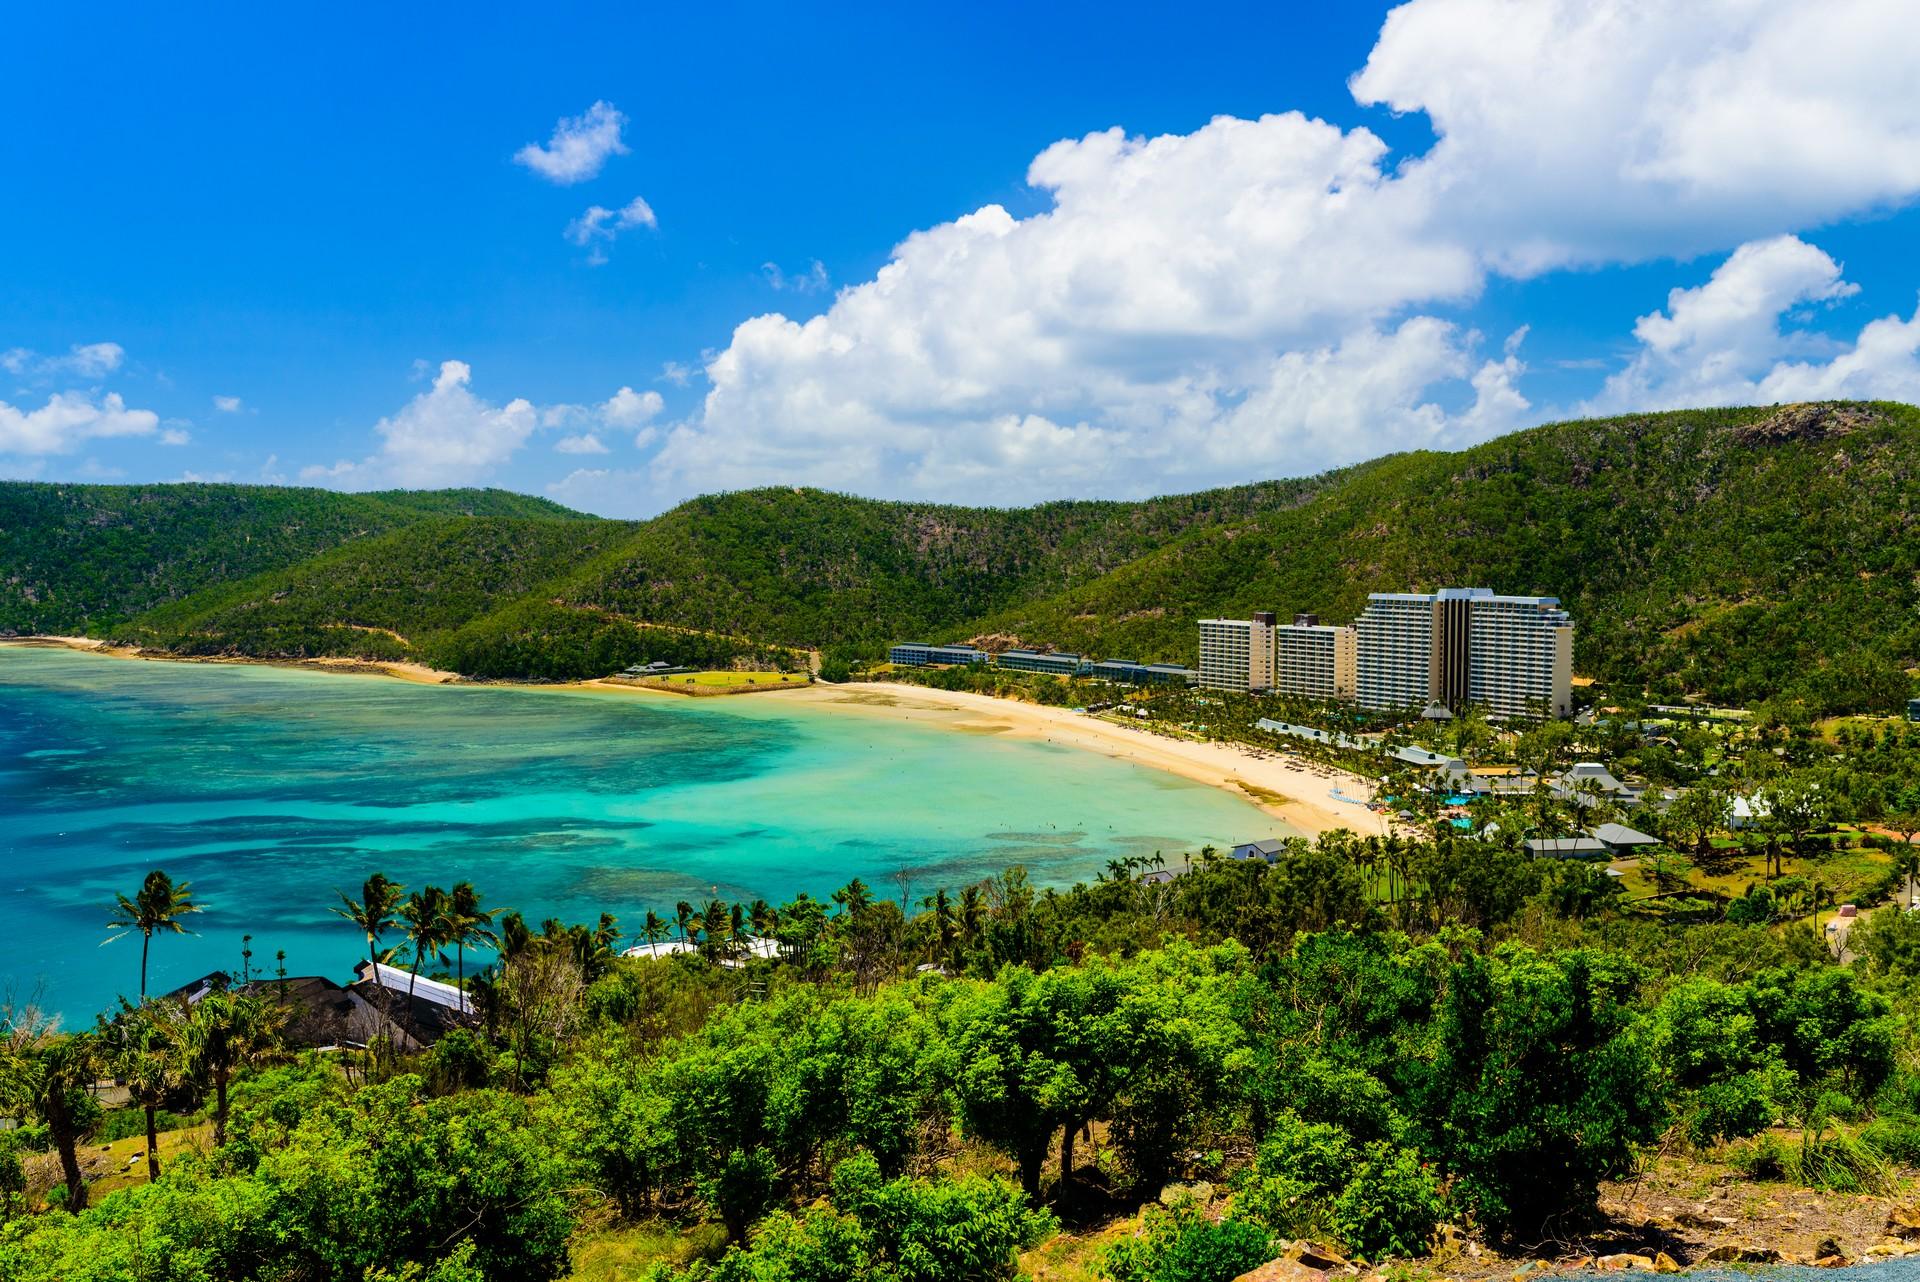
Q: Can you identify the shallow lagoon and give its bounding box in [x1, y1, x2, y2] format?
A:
[0, 646, 1276, 1020]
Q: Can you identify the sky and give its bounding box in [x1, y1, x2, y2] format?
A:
[5, 0, 1920, 517]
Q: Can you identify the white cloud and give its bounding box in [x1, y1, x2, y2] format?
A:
[600, 385, 663, 429]
[629, 0, 1920, 508]
[302, 360, 537, 489]
[0, 390, 160, 456]
[658, 360, 697, 387]
[1351, 0, 1920, 272]
[2, 341, 126, 381]
[514, 100, 628, 184]
[159, 427, 191, 446]
[555, 432, 610, 455]
[213, 394, 243, 413]
[565, 196, 657, 264]
[1586, 236, 1870, 412]
[762, 260, 830, 293]
[1582, 235, 1920, 412]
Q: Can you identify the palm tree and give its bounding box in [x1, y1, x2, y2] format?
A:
[833, 878, 873, 917]
[105, 1000, 184, 1183]
[0, 1018, 99, 1211]
[642, 909, 667, 949]
[181, 989, 284, 1146]
[104, 870, 203, 998]
[398, 886, 452, 1040]
[729, 903, 747, 951]
[444, 881, 500, 1002]
[333, 873, 404, 980]
[674, 900, 695, 945]
[748, 899, 776, 940]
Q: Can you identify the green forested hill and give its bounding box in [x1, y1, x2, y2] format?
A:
[0, 482, 586, 632]
[560, 477, 1343, 650]
[973, 402, 1920, 710]
[6, 402, 1920, 709]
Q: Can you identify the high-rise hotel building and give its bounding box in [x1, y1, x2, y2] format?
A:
[1198, 611, 1277, 692]
[1275, 613, 1357, 700]
[1354, 587, 1572, 718]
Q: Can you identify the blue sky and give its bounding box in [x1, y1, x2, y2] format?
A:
[5, 1, 1919, 515]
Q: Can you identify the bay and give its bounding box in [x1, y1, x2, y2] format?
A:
[0, 645, 1277, 1021]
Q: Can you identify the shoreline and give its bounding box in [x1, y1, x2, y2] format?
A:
[777, 682, 1389, 839]
[2, 639, 1385, 837]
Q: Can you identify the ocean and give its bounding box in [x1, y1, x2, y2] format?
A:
[0, 645, 1276, 1021]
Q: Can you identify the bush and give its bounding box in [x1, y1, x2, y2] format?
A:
[1330, 1145, 1441, 1260]
[1103, 1199, 1275, 1282]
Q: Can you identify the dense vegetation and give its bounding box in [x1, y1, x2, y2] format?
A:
[7, 401, 1920, 709]
[0, 482, 584, 633]
[9, 704, 1920, 1280]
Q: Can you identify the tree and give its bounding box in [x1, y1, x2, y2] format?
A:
[399, 886, 452, 1041]
[181, 988, 285, 1147]
[445, 881, 499, 998]
[103, 1000, 186, 1183]
[104, 869, 203, 998]
[1417, 946, 1660, 1235]
[641, 909, 667, 949]
[0, 1015, 101, 1212]
[1664, 783, 1731, 858]
[943, 964, 1131, 1198]
[674, 900, 695, 946]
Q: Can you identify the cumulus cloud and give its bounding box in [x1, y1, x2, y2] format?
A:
[0, 390, 160, 456]
[514, 100, 628, 184]
[600, 385, 663, 429]
[302, 360, 537, 489]
[212, 394, 243, 413]
[2, 341, 126, 381]
[1587, 236, 1920, 411]
[631, 0, 1920, 507]
[555, 432, 610, 455]
[1352, 0, 1920, 271]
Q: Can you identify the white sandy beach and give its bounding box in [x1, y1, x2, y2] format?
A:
[780, 682, 1390, 838]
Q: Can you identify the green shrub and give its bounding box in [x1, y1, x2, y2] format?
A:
[1330, 1145, 1441, 1260]
[1102, 1199, 1274, 1282]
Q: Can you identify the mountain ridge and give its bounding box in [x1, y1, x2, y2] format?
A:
[5, 401, 1916, 711]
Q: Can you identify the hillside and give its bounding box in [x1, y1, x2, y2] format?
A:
[75, 477, 1339, 679]
[6, 402, 1920, 710]
[0, 482, 585, 633]
[971, 402, 1920, 712]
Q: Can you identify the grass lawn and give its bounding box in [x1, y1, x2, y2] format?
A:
[1615, 836, 1893, 911]
[571, 1220, 728, 1281]
[79, 1122, 214, 1201]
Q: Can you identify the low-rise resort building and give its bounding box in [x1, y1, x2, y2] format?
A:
[995, 649, 1087, 676]
[889, 642, 1196, 685]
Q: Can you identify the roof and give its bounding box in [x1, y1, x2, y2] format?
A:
[354, 961, 472, 1015]
[1231, 838, 1286, 859]
[1525, 836, 1609, 857]
[1391, 745, 1467, 770]
[1591, 822, 1660, 847]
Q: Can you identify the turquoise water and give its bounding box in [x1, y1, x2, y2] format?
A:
[0, 646, 1278, 1021]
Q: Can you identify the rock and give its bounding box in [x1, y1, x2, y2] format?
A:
[1596, 1253, 1654, 1270]
[1887, 1204, 1920, 1240]
[1651, 1253, 1681, 1274]
[1674, 1209, 1736, 1230]
[1812, 1256, 1850, 1269]
[1815, 1236, 1845, 1261]
[1702, 1246, 1781, 1265]
[1285, 1241, 1350, 1272]
[1231, 1260, 1327, 1282]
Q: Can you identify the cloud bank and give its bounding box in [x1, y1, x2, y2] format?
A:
[621, 0, 1920, 509]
